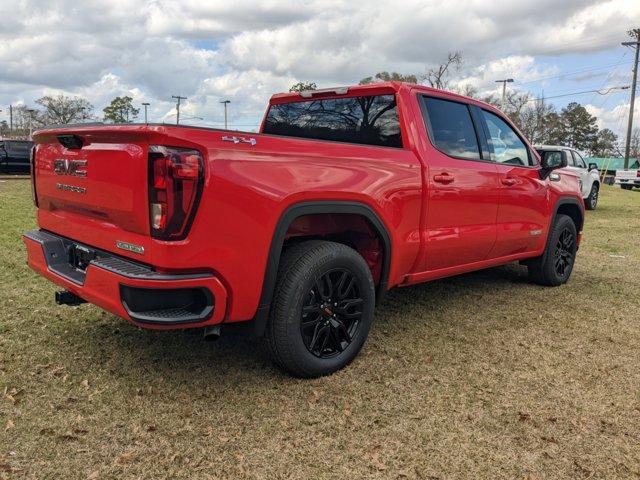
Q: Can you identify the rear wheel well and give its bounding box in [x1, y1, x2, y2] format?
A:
[283, 213, 385, 286]
[252, 202, 391, 337]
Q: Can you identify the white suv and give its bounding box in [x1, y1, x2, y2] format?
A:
[535, 145, 600, 210]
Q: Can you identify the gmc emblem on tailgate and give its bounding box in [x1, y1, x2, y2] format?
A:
[53, 159, 88, 177]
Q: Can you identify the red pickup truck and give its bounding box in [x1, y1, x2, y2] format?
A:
[23, 82, 583, 377]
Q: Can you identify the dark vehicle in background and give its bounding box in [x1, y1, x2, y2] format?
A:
[0, 140, 33, 173]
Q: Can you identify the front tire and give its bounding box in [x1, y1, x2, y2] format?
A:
[528, 214, 577, 286]
[585, 183, 599, 210]
[621, 184, 633, 190]
[266, 241, 376, 378]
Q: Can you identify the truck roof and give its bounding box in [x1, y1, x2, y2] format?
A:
[269, 81, 500, 112]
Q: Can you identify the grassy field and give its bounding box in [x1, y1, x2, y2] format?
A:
[1, 179, 639, 479]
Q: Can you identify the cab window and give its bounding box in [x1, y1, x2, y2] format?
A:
[421, 96, 481, 160]
[571, 150, 586, 168]
[481, 110, 532, 166]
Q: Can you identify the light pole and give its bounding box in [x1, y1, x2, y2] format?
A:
[495, 78, 514, 111]
[142, 102, 150, 124]
[220, 100, 230, 129]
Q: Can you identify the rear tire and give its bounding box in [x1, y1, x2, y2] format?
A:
[266, 241, 375, 378]
[528, 214, 577, 286]
[585, 183, 599, 210]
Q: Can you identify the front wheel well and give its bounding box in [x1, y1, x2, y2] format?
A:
[556, 202, 583, 232]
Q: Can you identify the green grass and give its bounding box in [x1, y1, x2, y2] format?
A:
[1, 180, 639, 479]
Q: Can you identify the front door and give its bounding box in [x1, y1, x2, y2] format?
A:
[476, 108, 548, 257]
[567, 149, 589, 198]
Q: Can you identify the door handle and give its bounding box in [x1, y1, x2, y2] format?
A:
[501, 177, 517, 186]
[433, 173, 455, 184]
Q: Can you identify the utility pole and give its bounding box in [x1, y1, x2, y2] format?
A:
[495, 79, 514, 111]
[9, 105, 13, 134]
[142, 102, 150, 124]
[172, 95, 187, 125]
[27, 109, 37, 139]
[622, 28, 640, 170]
[220, 100, 230, 129]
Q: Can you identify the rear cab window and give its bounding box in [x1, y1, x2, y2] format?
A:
[263, 94, 402, 148]
[420, 96, 481, 160]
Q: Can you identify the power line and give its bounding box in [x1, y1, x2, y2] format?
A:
[532, 31, 628, 56]
[517, 59, 632, 85]
[588, 52, 630, 107]
[526, 85, 630, 102]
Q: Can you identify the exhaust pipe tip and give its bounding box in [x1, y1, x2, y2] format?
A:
[203, 325, 221, 342]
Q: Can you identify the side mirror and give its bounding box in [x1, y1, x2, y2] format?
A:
[539, 150, 567, 180]
[588, 162, 598, 171]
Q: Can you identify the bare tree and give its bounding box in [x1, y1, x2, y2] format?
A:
[423, 51, 463, 90]
[519, 98, 555, 144]
[35, 94, 94, 126]
[450, 83, 478, 98]
[628, 127, 640, 158]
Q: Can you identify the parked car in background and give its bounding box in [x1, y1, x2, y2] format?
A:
[0, 140, 33, 174]
[535, 145, 600, 210]
[24, 82, 584, 377]
[614, 168, 640, 190]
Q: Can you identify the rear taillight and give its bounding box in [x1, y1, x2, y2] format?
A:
[637, 170, 640, 178]
[30, 146, 38, 206]
[148, 145, 204, 240]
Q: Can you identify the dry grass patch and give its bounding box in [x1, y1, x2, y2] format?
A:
[1, 180, 639, 479]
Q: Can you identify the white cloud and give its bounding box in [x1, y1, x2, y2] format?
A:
[586, 102, 640, 136]
[1, 0, 639, 134]
[452, 56, 561, 97]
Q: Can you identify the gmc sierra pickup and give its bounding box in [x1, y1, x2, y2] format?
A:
[23, 82, 584, 377]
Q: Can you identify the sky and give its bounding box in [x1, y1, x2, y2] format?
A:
[1, 0, 639, 138]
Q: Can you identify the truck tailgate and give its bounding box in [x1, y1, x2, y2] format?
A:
[33, 128, 153, 261]
[615, 169, 639, 180]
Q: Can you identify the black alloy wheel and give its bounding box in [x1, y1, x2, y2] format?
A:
[266, 240, 375, 378]
[527, 214, 577, 286]
[300, 269, 363, 358]
[554, 227, 575, 277]
[589, 185, 599, 210]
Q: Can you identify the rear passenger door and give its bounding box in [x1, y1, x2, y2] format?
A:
[476, 108, 549, 257]
[417, 96, 500, 271]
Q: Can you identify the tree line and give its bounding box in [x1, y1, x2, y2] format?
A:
[0, 95, 141, 138]
[290, 52, 638, 158]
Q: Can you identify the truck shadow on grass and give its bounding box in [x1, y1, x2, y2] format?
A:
[74, 263, 537, 386]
